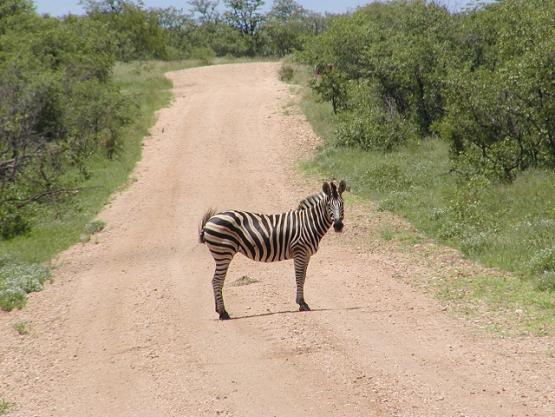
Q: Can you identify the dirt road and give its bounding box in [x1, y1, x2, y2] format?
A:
[1, 63, 554, 417]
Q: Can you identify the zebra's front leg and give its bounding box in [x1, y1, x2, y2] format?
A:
[294, 253, 311, 312]
[212, 257, 233, 320]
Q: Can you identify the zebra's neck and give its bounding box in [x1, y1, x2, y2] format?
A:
[305, 196, 332, 239]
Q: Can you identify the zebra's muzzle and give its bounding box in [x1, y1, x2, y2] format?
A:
[333, 221, 344, 233]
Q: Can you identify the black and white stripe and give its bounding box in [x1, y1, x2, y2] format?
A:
[199, 180, 346, 320]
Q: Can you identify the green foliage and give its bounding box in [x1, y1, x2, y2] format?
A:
[0, 261, 50, 311]
[437, 0, 555, 181]
[302, 1, 454, 132]
[79, 0, 327, 60]
[300, 0, 555, 181]
[197, 23, 250, 57]
[84, 0, 169, 61]
[190, 46, 216, 65]
[529, 247, 555, 277]
[310, 65, 347, 114]
[259, 1, 315, 56]
[334, 81, 417, 151]
[278, 64, 294, 82]
[224, 0, 265, 37]
[84, 220, 106, 235]
[0, 11, 129, 239]
[0, 59, 203, 281]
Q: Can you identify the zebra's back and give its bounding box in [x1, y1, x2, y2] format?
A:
[202, 210, 298, 262]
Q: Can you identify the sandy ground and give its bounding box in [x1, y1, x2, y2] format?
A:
[1, 62, 554, 417]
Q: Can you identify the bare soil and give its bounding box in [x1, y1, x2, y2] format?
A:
[1, 62, 554, 417]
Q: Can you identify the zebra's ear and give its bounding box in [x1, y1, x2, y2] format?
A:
[322, 182, 331, 196]
[338, 180, 347, 195]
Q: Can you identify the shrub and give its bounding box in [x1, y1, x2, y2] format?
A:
[0, 262, 50, 311]
[528, 247, 555, 276]
[279, 64, 294, 82]
[536, 272, 555, 292]
[190, 46, 215, 64]
[333, 80, 417, 151]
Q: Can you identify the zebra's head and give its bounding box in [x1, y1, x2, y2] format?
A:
[323, 180, 346, 232]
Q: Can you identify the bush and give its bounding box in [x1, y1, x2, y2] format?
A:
[529, 247, 555, 276]
[279, 64, 294, 82]
[189, 46, 215, 64]
[334, 81, 417, 151]
[536, 272, 555, 292]
[84, 1, 169, 61]
[302, 1, 455, 133]
[0, 262, 50, 311]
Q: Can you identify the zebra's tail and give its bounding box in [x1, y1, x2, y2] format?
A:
[199, 208, 217, 244]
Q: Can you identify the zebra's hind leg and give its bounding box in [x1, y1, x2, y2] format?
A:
[212, 255, 234, 320]
[293, 253, 311, 312]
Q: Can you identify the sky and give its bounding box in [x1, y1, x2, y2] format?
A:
[33, 0, 492, 17]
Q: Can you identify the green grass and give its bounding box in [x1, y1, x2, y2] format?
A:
[0, 59, 213, 309]
[288, 64, 555, 334]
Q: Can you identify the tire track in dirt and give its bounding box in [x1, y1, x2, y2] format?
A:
[0, 62, 553, 417]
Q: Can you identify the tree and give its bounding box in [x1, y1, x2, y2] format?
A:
[269, 0, 305, 22]
[0, 0, 35, 34]
[188, 0, 220, 24]
[83, 0, 168, 60]
[79, 0, 132, 14]
[224, 0, 264, 37]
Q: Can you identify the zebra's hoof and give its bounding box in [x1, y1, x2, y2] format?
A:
[219, 311, 231, 320]
[299, 303, 311, 312]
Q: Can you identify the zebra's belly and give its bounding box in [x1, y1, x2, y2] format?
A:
[238, 245, 293, 263]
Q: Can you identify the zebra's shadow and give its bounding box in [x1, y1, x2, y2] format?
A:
[229, 306, 363, 320]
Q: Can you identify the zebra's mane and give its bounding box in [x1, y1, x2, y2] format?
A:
[297, 191, 326, 210]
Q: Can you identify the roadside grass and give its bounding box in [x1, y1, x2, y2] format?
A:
[287, 64, 555, 335]
[0, 59, 218, 311]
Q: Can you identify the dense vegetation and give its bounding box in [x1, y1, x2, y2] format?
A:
[301, 0, 554, 181]
[295, 0, 555, 307]
[78, 0, 329, 60]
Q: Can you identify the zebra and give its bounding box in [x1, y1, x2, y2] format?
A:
[199, 180, 346, 320]
[297, 190, 327, 210]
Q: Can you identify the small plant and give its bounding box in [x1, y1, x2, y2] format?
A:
[13, 321, 29, 335]
[231, 275, 259, 287]
[84, 220, 106, 235]
[0, 399, 13, 415]
[80, 220, 106, 243]
[279, 64, 294, 82]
